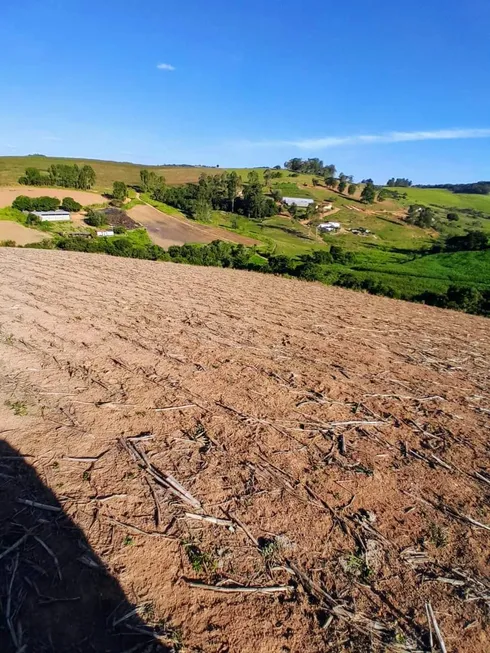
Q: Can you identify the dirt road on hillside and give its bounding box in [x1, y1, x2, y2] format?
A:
[0, 248, 489, 652]
[128, 203, 260, 247]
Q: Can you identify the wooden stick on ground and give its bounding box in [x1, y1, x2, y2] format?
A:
[187, 581, 292, 594]
[426, 602, 447, 653]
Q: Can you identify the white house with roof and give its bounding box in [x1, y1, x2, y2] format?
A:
[31, 210, 71, 222]
[282, 197, 315, 208]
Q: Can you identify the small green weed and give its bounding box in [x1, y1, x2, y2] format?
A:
[345, 554, 373, 581]
[5, 400, 28, 416]
[183, 540, 215, 573]
[51, 461, 59, 470]
[123, 535, 134, 546]
[82, 470, 91, 481]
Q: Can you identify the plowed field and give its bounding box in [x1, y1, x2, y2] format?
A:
[0, 248, 489, 652]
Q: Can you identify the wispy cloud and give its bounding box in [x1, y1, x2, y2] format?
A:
[239, 128, 490, 150]
[157, 63, 175, 71]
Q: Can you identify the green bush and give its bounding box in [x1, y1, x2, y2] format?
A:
[61, 197, 82, 212]
[12, 195, 33, 211]
[84, 210, 106, 227]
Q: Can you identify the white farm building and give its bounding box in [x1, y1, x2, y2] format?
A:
[318, 221, 340, 232]
[282, 197, 315, 208]
[32, 210, 71, 222]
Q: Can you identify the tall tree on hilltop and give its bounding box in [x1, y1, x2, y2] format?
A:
[338, 180, 347, 194]
[360, 183, 376, 204]
[347, 183, 357, 196]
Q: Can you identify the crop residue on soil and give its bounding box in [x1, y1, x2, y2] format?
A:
[0, 248, 489, 653]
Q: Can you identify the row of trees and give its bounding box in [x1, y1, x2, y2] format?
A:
[18, 164, 96, 190]
[284, 158, 338, 177]
[417, 181, 490, 195]
[12, 195, 82, 212]
[386, 177, 412, 187]
[405, 204, 435, 228]
[151, 171, 277, 222]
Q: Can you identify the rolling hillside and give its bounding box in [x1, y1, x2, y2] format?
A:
[0, 248, 489, 652]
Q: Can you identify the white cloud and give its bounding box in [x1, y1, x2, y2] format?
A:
[239, 128, 490, 150]
[157, 63, 175, 71]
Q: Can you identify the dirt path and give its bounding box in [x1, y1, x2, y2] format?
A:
[0, 248, 489, 652]
[0, 221, 50, 245]
[0, 187, 106, 207]
[129, 203, 260, 248]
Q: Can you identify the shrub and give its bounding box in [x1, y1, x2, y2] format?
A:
[12, 195, 33, 211]
[113, 225, 126, 234]
[84, 209, 106, 227]
[61, 197, 82, 212]
[109, 199, 124, 208]
[26, 213, 41, 226]
[0, 240, 16, 247]
[112, 181, 128, 200]
[446, 212, 459, 221]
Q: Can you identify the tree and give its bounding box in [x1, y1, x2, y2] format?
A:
[273, 165, 281, 170]
[360, 183, 376, 204]
[324, 176, 337, 188]
[288, 203, 298, 218]
[113, 181, 128, 201]
[312, 177, 320, 187]
[26, 212, 41, 226]
[192, 197, 212, 222]
[243, 171, 265, 220]
[19, 167, 45, 186]
[447, 212, 459, 221]
[225, 171, 241, 213]
[284, 158, 303, 172]
[347, 184, 357, 196]
[12, 195, 33, 211]
[61, 197, 82, 212]
[337, 180, 347, 194]
[263, 169, 272, 187]
[78, 165, 96, 189]
[377, 189, 388, 202]
[85, 210, 106, 227]
[445, 230, 488, 251]
[140, 169, 165, 193]
[406, 205, 434, 227]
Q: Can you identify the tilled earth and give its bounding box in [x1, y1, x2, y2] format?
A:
[0, 248, 489, 653]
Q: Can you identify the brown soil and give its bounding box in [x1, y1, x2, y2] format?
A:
[0, 187, 105, 208]
[0, 221, 50, 245]
[129, 203, 260, 248]
[0, 248, 489, 653]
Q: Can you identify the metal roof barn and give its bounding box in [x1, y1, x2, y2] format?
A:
[32, 210, 71, 222]
[282, 197, 315, 207]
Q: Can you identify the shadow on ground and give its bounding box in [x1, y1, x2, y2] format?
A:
[0, 440, 172, 652]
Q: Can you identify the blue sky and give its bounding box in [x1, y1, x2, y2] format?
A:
[1, 0, 490, 183]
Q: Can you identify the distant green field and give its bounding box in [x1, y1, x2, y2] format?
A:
[390, 186, 490, 215]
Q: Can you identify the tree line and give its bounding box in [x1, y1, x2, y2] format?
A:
[18, 164, 96, 190]
[146, 170, 277, 222]
[386, 178, 412, 187]
[12, 195, 82, 212]
[416, 181, 490, 195]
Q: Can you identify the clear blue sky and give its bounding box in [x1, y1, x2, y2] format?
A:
[1, 0, 490, 183]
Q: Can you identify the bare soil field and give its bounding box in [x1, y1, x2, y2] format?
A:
[0, 248, 489, 653]
[0, 187, 106, 208]
[0, 221, 50, 245]
[129, 203, 260, 248]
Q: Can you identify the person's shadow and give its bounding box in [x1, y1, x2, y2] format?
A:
[0, 439, 171, 652]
